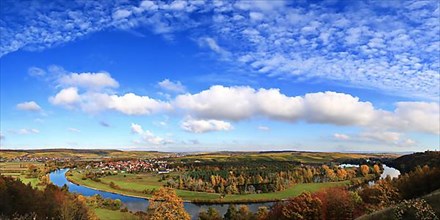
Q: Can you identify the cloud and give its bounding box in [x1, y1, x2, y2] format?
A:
[99, 121, 110, 127]
[49, 87, 81, 107]
[303, 92, 375, 125]
[67, 128, 81, 133]
[131, 123, 143, 134]
[45, 69, 438, 136]
[175, 85, 439, 135]
[2, 0, 438, 99]
[198, 37, 230, 57]
[158, 79, 186, 93]
[257, 126, 270, 131]
[105, 93, 171, 115]
[393, 102, 440, 134]
[130, 123, 172, 145]
[181, 118, 233, 133]
[113, 9, 132, 20]
[28, 67, 46, 77]
[16, 101, 42, 112]
[334, 130, 417, 147]
[58, 72, 119, 90]
[48, 70, 171, 115]
[0, 132, 4, 140]
[10, 128, 40, 135]
[334, 133, 350, 140]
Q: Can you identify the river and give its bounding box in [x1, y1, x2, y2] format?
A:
[339, 164, 401, 184]
[49, 169, 273, 219]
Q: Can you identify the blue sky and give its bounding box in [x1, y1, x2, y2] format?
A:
[0, 0, 439, 152]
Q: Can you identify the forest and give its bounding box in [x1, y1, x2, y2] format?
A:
[165, 161, 379, 194]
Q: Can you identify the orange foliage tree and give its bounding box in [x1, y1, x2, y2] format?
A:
[146, 187, 190, 220]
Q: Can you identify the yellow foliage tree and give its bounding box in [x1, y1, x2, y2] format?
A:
[373, 164, 381, 175]
[146, 187, 190, 220]
[360, 165, 370, 177]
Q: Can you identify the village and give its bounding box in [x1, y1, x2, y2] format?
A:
[86, 159, 174, 174]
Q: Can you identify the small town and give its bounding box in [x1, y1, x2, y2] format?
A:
[87, 159, 174, 174]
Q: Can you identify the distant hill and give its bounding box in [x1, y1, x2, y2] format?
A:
[0, 149, 170, 160]
[390, 151, 440, 173]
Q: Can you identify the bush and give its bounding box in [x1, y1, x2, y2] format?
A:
[394, 199, 438, 220]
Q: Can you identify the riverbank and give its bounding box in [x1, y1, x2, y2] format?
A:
[65, 169, 350, 204]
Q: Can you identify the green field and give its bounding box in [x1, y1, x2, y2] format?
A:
[0, 162, 45, 188]
[67, 170, 349, 203]
[93, 208, 138, 220]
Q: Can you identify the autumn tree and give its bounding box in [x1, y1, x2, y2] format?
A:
[224, 204, 238, 220]
[268, 192, 322, 220]
[360, 165, 370, 177]
[146, 187, 190, 220]
[237, 205, 253, 220]
[199, 207, 222, 220]
[255, 206, 269, 220]
[373, 164, 381, 175]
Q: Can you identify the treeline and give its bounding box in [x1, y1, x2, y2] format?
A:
[389, 151, 440, 173]
[196, 165, 440, 220]
[167, 162, 378, 194]
[0, 175, 96, 219]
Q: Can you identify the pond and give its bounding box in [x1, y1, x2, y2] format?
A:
[49, 169, 273, 219]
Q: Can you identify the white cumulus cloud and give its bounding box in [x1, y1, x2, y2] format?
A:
[16, 101, 42, 112]
[49, 87, 81, 107]
[181, 118, 233, 133]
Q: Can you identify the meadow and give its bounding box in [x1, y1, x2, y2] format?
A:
[93, 208, 138, 220]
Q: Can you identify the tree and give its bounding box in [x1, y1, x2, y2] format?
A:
[237, 205, 253, 220]
[268, 192, 322, 220]
[146, 187, 190, 220]
[224, 204, 238, 220]
[360, 165, 370, 177]
[373, 164, 381, 175]
[255, 206, 269, 220]
[324, 188, 356, 220]
[199, 207, 222, 220]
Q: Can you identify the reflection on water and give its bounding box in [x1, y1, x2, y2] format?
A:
[50, 169, 272, 219]
[379, 165, 401, 179]
[338, 164, 401, 186]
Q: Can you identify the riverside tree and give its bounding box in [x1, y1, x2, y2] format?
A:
[146, 187, 190, 220]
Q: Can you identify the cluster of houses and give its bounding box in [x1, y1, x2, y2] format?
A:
[89, 159, 174, 174]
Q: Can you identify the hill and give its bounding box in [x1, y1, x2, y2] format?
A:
[389, 151, 440, 173]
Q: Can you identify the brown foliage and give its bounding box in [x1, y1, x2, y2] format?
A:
[0, 175, 94, 219]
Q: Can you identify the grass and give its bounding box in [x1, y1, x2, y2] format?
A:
[93, 208, 138, 220]
[0, 162, 45, 188]
[67, 170, 349, 203]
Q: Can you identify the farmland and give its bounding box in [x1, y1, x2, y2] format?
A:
[0, 161, 45, 187]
